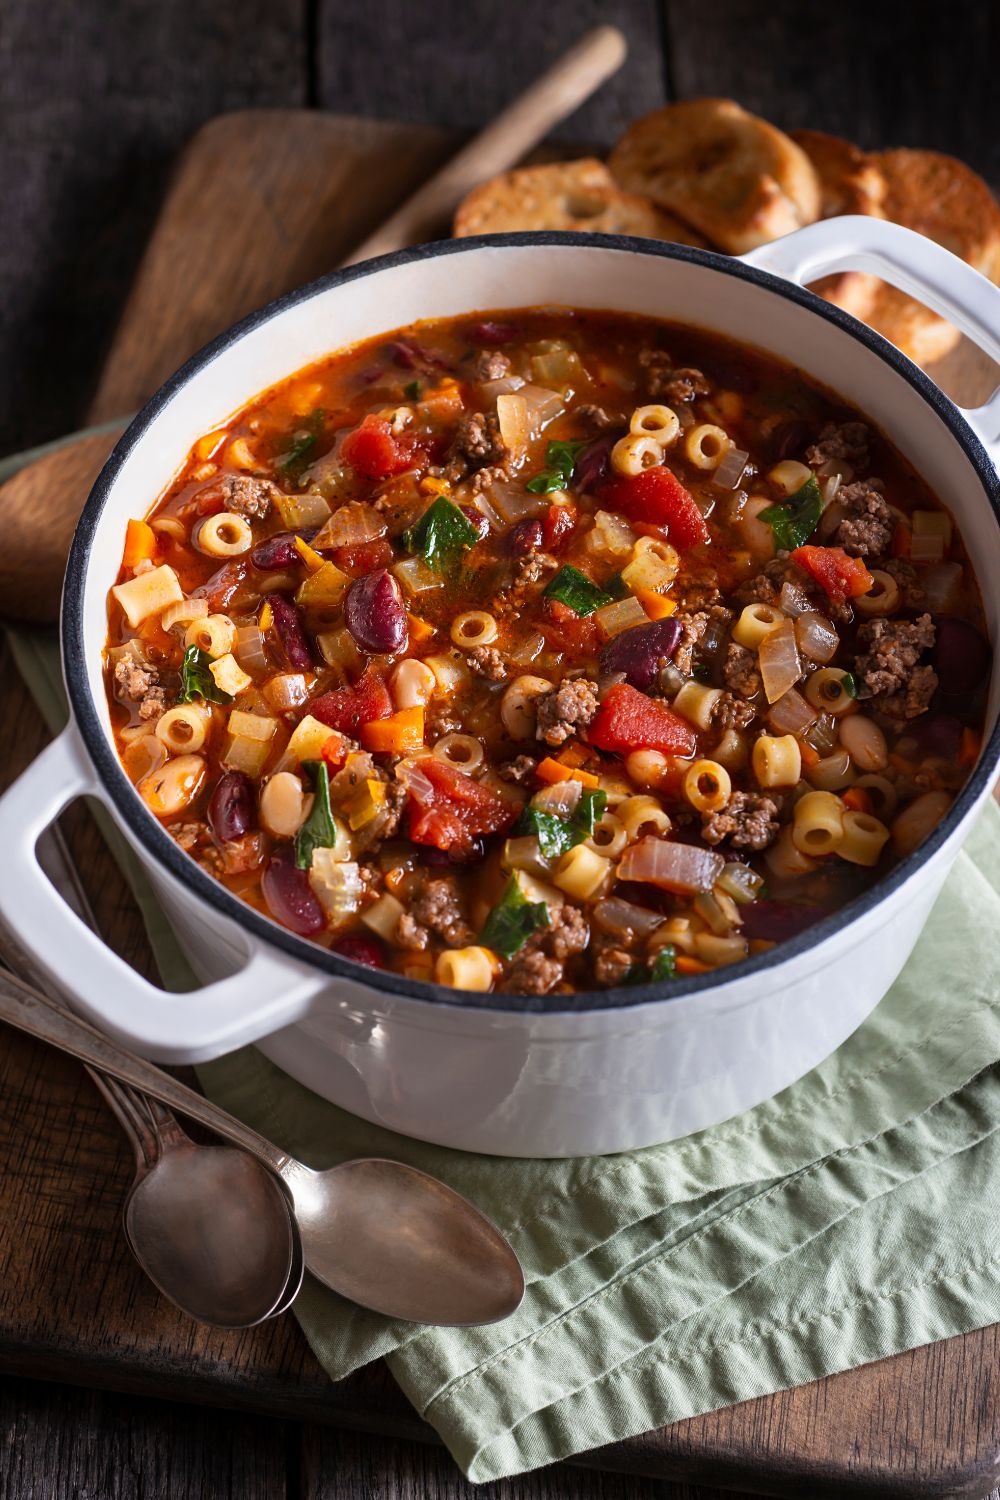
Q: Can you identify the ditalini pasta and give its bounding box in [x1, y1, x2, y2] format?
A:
[103, 309, 991, 994]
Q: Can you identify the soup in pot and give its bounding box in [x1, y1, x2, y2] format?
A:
[103, 309, 991, 995]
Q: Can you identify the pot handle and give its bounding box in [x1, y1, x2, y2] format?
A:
[0, 727, 325, 1063]
[740, 215, 1000, 457]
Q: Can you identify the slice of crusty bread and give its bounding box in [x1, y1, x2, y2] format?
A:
[608, 99, 821, 254]
[791, 129, 886, 319]
[452, 158, 708, 246]
[866, 148, 1000, 365]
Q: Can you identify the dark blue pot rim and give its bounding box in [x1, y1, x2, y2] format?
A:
[62, 231, 1000, 1015]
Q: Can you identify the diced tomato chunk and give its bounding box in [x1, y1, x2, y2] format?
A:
[320, 731, 349, 771]
[405, 756, 517, 853]
[543, 502, 576, 552]
[791, 545, 874, 602]
[332, 537, 394, 575]
[340, 415, 420, 481]
[538, 598, 601, 656]
[310, 664, 393, 733]
[600, 466, 710, 551]
[588, 682, 697, 757]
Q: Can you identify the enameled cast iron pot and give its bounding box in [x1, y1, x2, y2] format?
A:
[3, 218, 1000, 1158]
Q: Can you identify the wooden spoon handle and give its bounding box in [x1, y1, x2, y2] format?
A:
[342, 24, 627, 265]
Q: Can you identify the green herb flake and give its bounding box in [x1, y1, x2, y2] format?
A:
[626, 944, 677, 986]
[526, 439, 586, 495]
[604, 572, 629, 600]
[692, 663, 712, 685]
[277, 408, 325, 477]
[840, 672, 858, 699]
[404, 379, 422, 400]
[177, 644, 232, 706]
[572, 788, 607, 839]
[543, 564, 614, 617]
[403, 496, 480, 574]
[294, 761, 337, 870]
[515, 808, 578, 860]
[480, 875, 551, 959]
[758, 474, 823, 552]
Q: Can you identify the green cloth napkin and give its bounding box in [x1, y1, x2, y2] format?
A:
[11, 624, 1000, 1484]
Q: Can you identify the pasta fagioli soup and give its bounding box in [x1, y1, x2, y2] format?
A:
[103, 310, 991, 995]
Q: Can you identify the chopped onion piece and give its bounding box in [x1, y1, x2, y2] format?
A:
[593, 897, 665, 937]
[794, 610, 839, 663]
[595, 596, 649, 639]
[502, 836, 552, 878]
[312, 501, 386, 550]
[519, 382, 563, 436]
[496, 392, 530, 457]
[694, 890, 741, 936]
[478, 375, 525, 400]
[587, 509, 636, 559]
[393, 556, 443, 594]
[234, 623, 269, 675]
[767, 687, 817, 735]
[715, 863, 765, 905]
[779, 580, 812, 617]
[470, 488, 503, 529]
[758, 618, 803, 703]
[617, 836, 725, 894]
[508, 631, 545, 665]
[804, 712, 838, 755]
[532, 780, 582, 818]
[821, 472, 842, 505]
[922, 561, 963, 614]
[486, 482, 549, 524]
[264, 673, 310, 712]
[309, 853, 361, 927]
[712, 446, 749, 490]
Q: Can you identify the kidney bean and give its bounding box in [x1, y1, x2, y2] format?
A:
[267, 593, 313, 671]
[250, 528, 317, 570]
[508, 518, 544, 556]
[740, 901, 824, 942]
[907, 713, 964, 760]
[333, 934, 385, 969]
[771, 420, 813, 462]
[573, 435, 615, 495]
[344, 569, 408, 654]
[208, 770, 254, 843]
[932, 618, 991, 696]
[262, 845, 325, 937]
[468, 319, 516, 346]
[421, 837, 486, 867]
[389, 337, 449, 371]
[600, 618, 683, 691]
[460, 505, 490, 540]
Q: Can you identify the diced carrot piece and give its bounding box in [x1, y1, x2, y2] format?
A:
[675, 955, 711, 975]
[294, 535, 327, 572]
[843, 786, 873, 814]
[536, 757, 600, 789]
[406, 613, 435, 643]
[557, 743, 590, 769]
[123, 519, 157, 570]
[320, 732, 349, 771]
[959, 726, 982, 767]
[361, 706, 425, 754]
[891, 522, 912, 559]
[798, 741, 821, 769]
[636, 588, 677, 621]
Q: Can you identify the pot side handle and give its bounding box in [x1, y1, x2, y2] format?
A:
[0, 728, 324, 1063]
[740, 215, 1000, 459]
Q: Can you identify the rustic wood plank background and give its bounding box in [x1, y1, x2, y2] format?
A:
[4, 1, 1000, 1496]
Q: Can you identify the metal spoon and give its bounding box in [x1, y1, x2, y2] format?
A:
[0, 969, 525, 1326]
[91, 1070, 303, 1327]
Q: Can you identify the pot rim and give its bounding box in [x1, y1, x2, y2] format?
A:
[62, 230, 1000, 1015]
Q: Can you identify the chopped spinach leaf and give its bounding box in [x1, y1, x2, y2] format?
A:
[177, 644, 232, 706]
[403, 496, 480, 574]
[840, 671, 858, 699]
[480, 875, 550, 959]
[404, 379, 422, 400]
[572, 788, 607, 838]
[758, 474, 823, 552]
[626, 945, 677, 985]
[526, 439, 586, 494]
[294, 761, 337, 870]
[604, 572, 629, 600]
[277, 408, 325, 477]
[515, 788, 608, 860]
[692, 663, 712, 685]
[543, 564, 614, 616]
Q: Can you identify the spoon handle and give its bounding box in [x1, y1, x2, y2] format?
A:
[0, 968, 290, 1175]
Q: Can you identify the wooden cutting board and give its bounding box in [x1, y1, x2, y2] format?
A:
[3, 109, 1000, 1499]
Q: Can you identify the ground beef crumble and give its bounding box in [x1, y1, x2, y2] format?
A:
[855, 614, 938, 718]
[535, 678, 600, 747]
[701, 791, 783, 851]
[396, 877, 474, 952]
[500, 903, 590, 995]
[464, 645, 507, 681]
[805, 421, 871, 472]
[733, 552, 805, 608]
[471, 349, 511, 381]
[512, 551, 558, 588]
[639, 349, 710, 404]
[441, 411, 509, 482]
[722, 642, 761, 699]
[576, 403, 618, 429]
[672, 604, 732, 676]
[883, 558, 926, 610]
[112, 655, 167, 721]
[198, 472, 280, 520]
[712, 691, 757, 732]
[833, 480, 894, 560]
[498, 754, 537, 785]
[593, 935, 636, 987]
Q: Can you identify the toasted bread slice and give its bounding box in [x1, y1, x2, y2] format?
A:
[452, 158, 708, 246]
[608, 99, 821, 254]
[866, 149, 1000, 365]
[791, 129, 886, 319]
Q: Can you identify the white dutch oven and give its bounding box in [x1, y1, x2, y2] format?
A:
[2, 218, 1000, 1158]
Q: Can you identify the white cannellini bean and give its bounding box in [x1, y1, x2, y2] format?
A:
[838, 715, 888, 772]
[260, 772, 308, 838]
[391, 658, 436, 709]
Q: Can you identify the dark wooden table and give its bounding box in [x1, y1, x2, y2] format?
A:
[5, 1, 1000, 1495]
